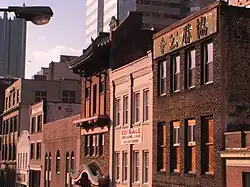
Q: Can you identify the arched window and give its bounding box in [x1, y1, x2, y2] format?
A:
[56, 150, 60, 174]
[66, 152, 69, 173]
[70, 151, 75, 173]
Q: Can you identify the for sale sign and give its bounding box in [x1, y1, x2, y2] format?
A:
[121, 127, 142, 145]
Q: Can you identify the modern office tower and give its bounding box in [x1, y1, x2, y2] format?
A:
[0, 12, 27, 78]
[103, 0, 182, 32]
[85, 0, 104, 47]
[182, 0, 217, 16]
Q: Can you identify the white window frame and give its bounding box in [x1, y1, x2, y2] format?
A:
[115, 98, 120, 127]
[134, 92, 140, 124]
[187, 49, 196, 88]
[143, 89, 149, 122]
[133, 151, 139, 183]
[115, 152, 120, 181]
[173, 55, 181, 92]
[122, 151, 128, 182]
[204, 42, 213, 84]
[159, 61, 166, 95]
[142, 150, 149, 184]
[123, 95, 129, 126]
[188, 122, 195, 146]
[173, 126, 180, 146]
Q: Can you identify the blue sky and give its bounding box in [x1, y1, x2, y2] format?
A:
[0, 0, 86, 78]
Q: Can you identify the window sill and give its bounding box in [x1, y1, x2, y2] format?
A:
[174, 169, 180, 174]
[205, 171, 214, 175]
[142, 183, 149, 187]
[184, 171, 196, 176]
[122, 125, 129, 129]
[121, 181, 127, 185]
[133, 182, 140, 186]
[115, 180, 120, 184]
[133, 122, 141, 127]
[114, 126, 121, 130]
[173, 143, 180, 147]
[159, 93, 166, 97]
[142, 121, 149, 125]
[56, 172, 60, 175]
[188, 142, 196, 146]
[205, 81, 213, 85]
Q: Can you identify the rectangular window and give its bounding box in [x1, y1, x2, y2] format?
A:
[114, 98, 120, 127]
[100, 81, 105, 93]
[92, 84, 97, 114]
[12, 92, 15, 106]
[201, 117, 214, 174]
[5, 97, 8, 110]
[13, 116, 17, 132]
[31, 117, 36, 133]
[143, 90, 149, 122]
[85, 87, 90, 99]
[143, 151, 149, 184]
[171, 121, 180, 173]
[62, 90, 76, 103]
[115, 152, 120, 180]
[13, 144, 16, 160]
[158, 61, 166, 95]
[243, 172, 250, 187]
[186, 49, 196, 88]
[185, 119, 196, 173]
[157, 122, 166, 171]
[84, 135, 89, 156]
[134, 92, 140, 123]
[202, 42, 213, 84]
[37, 115, 42, 132]
[17, 89, 20, 103]
[30, 143, 35, 159]
[133, 151, 139, 183]
[98, 133, 104, 156]
[8, 95, 11, 108]
[36, 142, 41, 159]
[122, 151, 128, 182]
[123, 95, 129, 125]
[171, 55, 180, 92]
[90, 135, 94, 156]
[35, 91, 47, 102]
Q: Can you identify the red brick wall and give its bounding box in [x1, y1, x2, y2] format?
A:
[152, 3, 250, 187]
[43, 115, 80, 187]
[226, 166, 250, 187]
[225, 132, 242, 148]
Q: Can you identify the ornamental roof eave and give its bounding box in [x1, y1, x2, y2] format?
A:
[69, 32, 110, 70]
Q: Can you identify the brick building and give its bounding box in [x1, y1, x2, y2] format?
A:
[43, 114, 80, 187]
[152, 1, 250, 187]
[70, 32, 111, 187]
[70, 11, 155, 187]
[0, 77, 81, 187]
[231, 0, 250, 7]
[16, 130, 30, 187]
[28, 100, 81, 187]
[109, 51, 153, 186]
[221, 131, 250, 187]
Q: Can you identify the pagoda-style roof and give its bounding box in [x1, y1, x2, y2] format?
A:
[69, 32, 110, 71]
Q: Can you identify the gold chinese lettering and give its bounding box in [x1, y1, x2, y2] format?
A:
[182, 23, 192, 45]
[169, 32, 179, 50]
[159, 37, 167, 55]
[197, 16, 208, 39]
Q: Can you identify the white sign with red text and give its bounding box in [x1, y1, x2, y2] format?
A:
[121, 127, 142, 145]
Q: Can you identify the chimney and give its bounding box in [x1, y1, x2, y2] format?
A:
[109, 16, 119, 41]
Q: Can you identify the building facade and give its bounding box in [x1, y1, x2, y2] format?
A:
[182, 0, 217, 16]
[109, 52, 153, 186]
[70, 33, 111, 187]
[0, 12, 27, 78]
[33, 55, 80, 81]
[152, 1, 250, 187]
[29, 100, 81, 187]
[16, 130, 30, 187]
[43, 115, 80, 187]
[231, 0, 250, 7]
[0, 78, 81, 187]
[221, 131, 250, 187]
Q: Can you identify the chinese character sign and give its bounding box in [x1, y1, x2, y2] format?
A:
[154, 8, 217, 59]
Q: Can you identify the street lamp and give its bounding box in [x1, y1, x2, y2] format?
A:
[0, 6, 53, 25]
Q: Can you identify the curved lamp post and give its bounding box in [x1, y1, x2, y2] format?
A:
[0, 6, 53, 25]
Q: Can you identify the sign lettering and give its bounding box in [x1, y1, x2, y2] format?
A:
[154, 8, 217, 59]
[121, 127, 142, 145]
